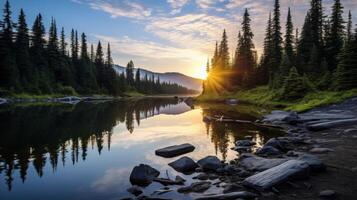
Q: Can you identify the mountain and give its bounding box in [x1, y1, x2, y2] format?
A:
[113, 65, 203, 91]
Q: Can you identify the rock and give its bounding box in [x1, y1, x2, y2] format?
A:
[197, 156, 223, 171]
[155, 143, 195, 158]
[307, 118, 357, 131]
[127, 186, 143, 196]
[226, 98, 238, 105]
[56, 96, 81, 104]
[319, 190, 336, 198]
[309, 147, 334, 154]
[243, 160, 310, 190]
[153, 176, 185, 185]
[168, 156, 198, 173]
[262, 110, 299, 124]
[235, 140, 256, 146]
[177, 181, 211, 193]
[233, 146, 251, 153]
[193, 173, 209, 180]
[0, 98, 7, 105]
[256, 146, 281, 156]
[222, 183, 244, 193]
[239, 154, 289, 172]
[129, 164, 160, 186]
[297, 154, 326, 172]
[194, 191, 258, 200]
[264, 138, 286, 151]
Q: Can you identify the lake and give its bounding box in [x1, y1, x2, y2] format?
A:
[0, 98, 281, 200]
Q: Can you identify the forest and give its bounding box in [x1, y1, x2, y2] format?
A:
[0, 0, 196, 97]
[203, 0, 357, 101]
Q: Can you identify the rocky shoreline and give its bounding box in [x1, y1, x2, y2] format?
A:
[0, 96, 118, 105]
[123, 97, 357, 200]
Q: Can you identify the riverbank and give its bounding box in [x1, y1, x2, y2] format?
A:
[196, 86, 357, 112]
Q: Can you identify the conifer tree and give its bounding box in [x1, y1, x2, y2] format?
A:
[284, 7, 294, 64]
[326, 0, 345, 71]
[219, 29, 229, 69]
[211, 41, 218, 70]
[126, 60, 135, 87]
[282, 67, 306, 99]
[259, 12, 273, 85]
[272, 0, 282, 68]
[15, 9, 32, 90]
[0, 0, 19, 90]
[60, 27, 66, 55]
[95, 41, 105, 89]
[135, 68, 141, 91]
[346, 10, 352, 44]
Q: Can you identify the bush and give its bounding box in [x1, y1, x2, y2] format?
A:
[56, 85, 78, 96]
[281, 67, 307, 100]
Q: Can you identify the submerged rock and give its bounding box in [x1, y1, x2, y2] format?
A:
[195, 191, 258, 200]
[262, 110, 299, 124]
[309, 147, 334, 154]
[307, 118, 357, 131]
[177, 181, 211, 193]
[155, 143, 195, 158]
[235, 140, 256, 147]
[129, 164, 160, 186]
[239, 154, 288, 172]
[319, 190, 336, 198]
[197, 156, 223, 171]
[168, 156, 198, 173]
[243, 160, 310, 190]
[153, 176, 185, 185]
[264, 138, 287, 151]
[127, 186, 143, 196]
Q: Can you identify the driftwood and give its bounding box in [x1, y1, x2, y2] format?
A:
[204, 115, 283, 129]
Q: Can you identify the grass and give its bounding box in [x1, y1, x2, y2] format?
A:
[196, 86, 357, 112]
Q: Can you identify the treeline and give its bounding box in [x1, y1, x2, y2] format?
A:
[0, 1, 195, 96]
[204, 0, 357, 99]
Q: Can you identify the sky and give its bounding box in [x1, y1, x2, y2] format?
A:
[3, 0, 357, 79]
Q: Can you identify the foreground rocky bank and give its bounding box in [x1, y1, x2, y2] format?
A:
[123, 97, 357, 200]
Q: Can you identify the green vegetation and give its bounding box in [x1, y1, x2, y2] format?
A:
[198, 86, 357, 112]
[0, 1, 196, 97]
[201, 0, 357, 112]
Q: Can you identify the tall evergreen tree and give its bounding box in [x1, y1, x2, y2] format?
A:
[0, 0, 19, 90]
[211, 41, 218, 70]
[31, 14, 49, 93]
[284, 7, 294, 64]
[135, 68, 141, 91]
[259, 12, 273, 85]
[346, 10, 352, 44]
[15, 9, 32, 90]
[326, 0, 345, 71]
[234, 9, 255, 86]
[272, 0, 283, 68]
[60, 27, 66, 55]
[95, 41, 105, 89]
[126, 60, 135, 87]
[218, 29, 229, 69]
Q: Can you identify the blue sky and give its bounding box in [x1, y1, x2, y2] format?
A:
[3, 0, 357, 79]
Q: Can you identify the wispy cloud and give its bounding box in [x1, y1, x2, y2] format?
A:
[73, 0, 152, 19]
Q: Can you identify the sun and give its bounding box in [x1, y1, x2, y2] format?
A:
[196, 65, 208, 80]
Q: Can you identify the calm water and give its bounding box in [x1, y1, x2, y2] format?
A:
[0, 98, 280, 200]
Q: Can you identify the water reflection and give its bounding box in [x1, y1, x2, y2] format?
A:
[0, 99, 280, 199]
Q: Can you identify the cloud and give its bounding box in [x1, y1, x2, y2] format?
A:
[74, 0, 152, 19]
[167, 0, 190, 14]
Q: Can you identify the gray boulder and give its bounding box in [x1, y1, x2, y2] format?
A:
[264, 138, 286, 151]
[297, 154, 326, 172]
[309, 147, 334, 154]
[197, 156, 223, 171]
[262, 110, 299, 124]
[243, 160, 310, 190]
[155, 143, 195, 158]
[195, 191, 258, 200]
[239, 154, 288, 172]
[256, 146, 281, 156]
[307, 118, 357, 131]
[168, 156, 198, 173]
[235, 140, 256, 147]
[129, 164, 160, 186]
[177, 181, 211, 193]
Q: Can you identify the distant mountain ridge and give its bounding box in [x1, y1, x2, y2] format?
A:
[113, 65, 203, 91]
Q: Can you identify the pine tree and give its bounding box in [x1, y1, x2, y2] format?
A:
[346, 10, 352, 44]
[282, 67, 306, 99]
[326, 0, 345, 71]
[284, 7, 294, 64]
[31, 14, 49, 93]
[95, 41, 105, 89]
[335, 31, 357, 90]
[47, 18, 59, 82]
[0, 0, 19, 90]
[272, 0, 283, 68]
[135, 68, 141, 91]
[211, 41, 218, 70]
[15, 9, 33, 90]
[80, 33, 88, 60]
[219, 29, 229, 69]
[60, 27, 66, 55]
[234, 9, 255, 86]
[126, 60, 135, 87]
[259, 12, 273, 85]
